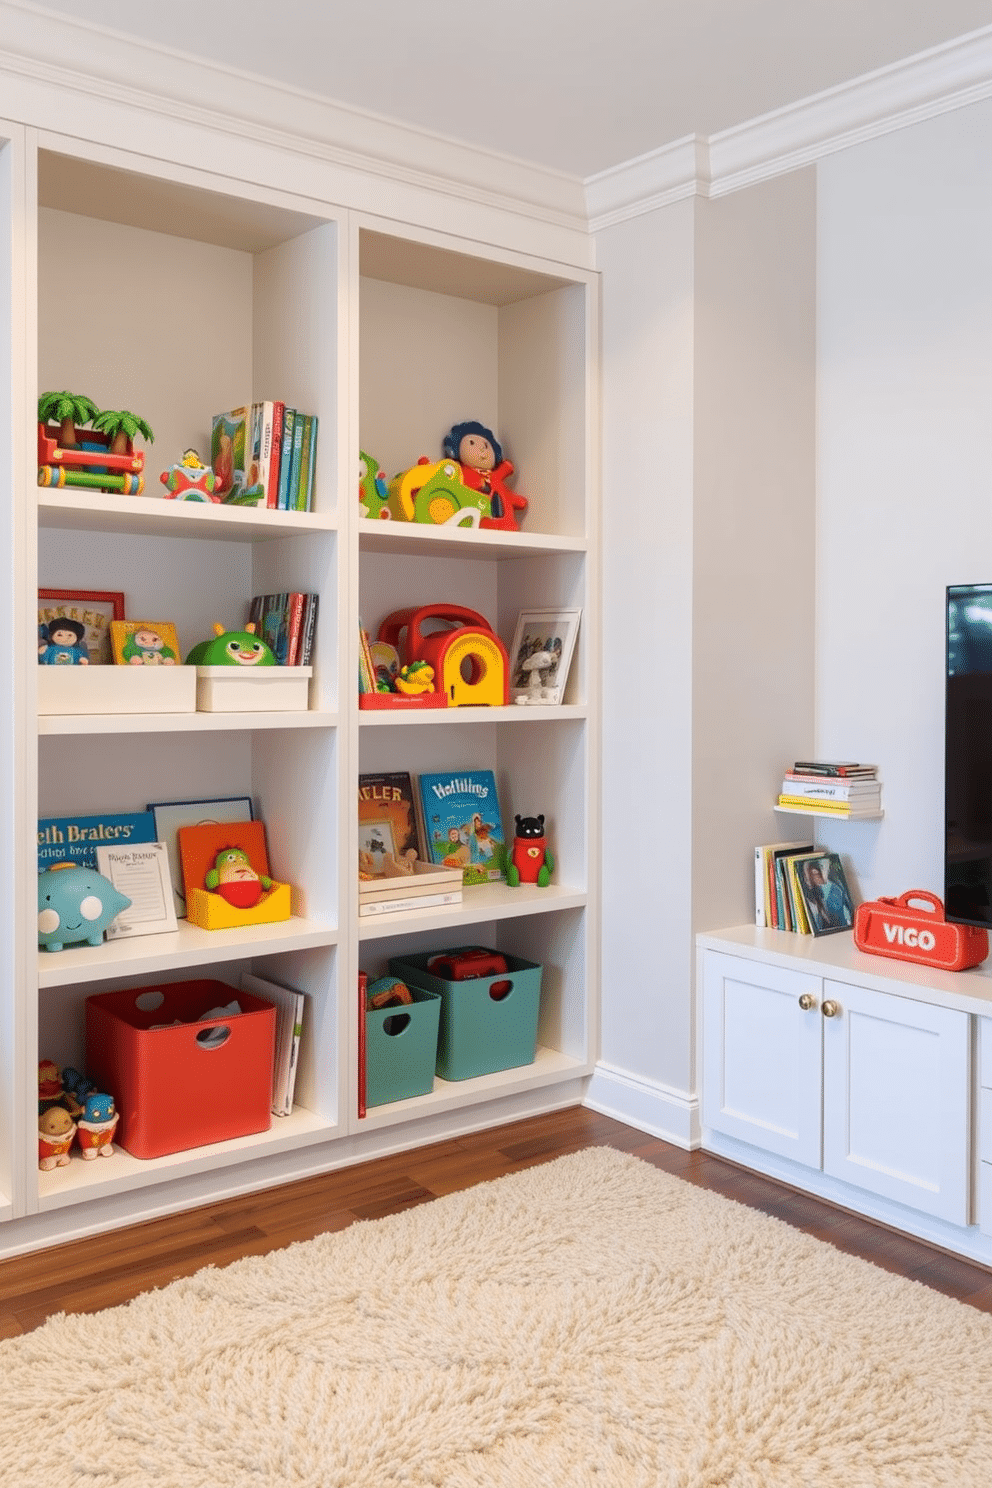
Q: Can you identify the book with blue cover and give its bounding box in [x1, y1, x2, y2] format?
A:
[38, 810, 157, 871]
[416, 769, 507, 886]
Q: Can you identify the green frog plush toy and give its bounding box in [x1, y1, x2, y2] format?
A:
[185, 622, 276, 667]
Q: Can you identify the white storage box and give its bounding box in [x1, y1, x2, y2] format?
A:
[196, 665, 312, 712]
[38, 665, 197, 716]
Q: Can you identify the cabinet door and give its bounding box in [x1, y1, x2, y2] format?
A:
[821, 980, 970, 1225]
[701, 951, 822, 1166]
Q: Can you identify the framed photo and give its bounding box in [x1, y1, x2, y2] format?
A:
[38, 588, 124, 666]
[110, 620, 181, 666]
[148, 796, 254, 918]
[794, 851, 855, 936]
[508, 608, 581, 705]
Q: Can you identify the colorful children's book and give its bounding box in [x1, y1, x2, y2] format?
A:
[241, 971, 305, 1116]
[38, 810, 157, 871]
[277, 408, 296, 510]
[358, 771, 423, 870]
[416, 769, 507, 886]
[210, 406, 251, 499]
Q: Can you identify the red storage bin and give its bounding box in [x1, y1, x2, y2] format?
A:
[85, 979, 275, 1159]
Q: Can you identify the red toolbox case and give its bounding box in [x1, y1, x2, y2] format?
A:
[853, 889, 989, 972]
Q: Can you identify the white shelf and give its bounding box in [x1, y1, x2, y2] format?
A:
[38, 918, 339, 989]
[358, 883, 586, 941]
[774, 805, 883, 820]
[358, 518, 585, 561]
[39, 710, 339, 735]
[358, 1045, 590, 1130]
[37, 1105, 337, 1210]
[359, 704, 586, 727]
[39, 489, 338, 541]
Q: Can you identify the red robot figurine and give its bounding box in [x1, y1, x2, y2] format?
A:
[507, 814, 554, 888]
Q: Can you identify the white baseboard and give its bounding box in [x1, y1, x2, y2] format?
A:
[583, 1062, 699, 1149]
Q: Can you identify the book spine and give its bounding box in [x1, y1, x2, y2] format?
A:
[778, 795, 875, 814]
[359, 891, 461, 916]
[358, 971, 367, 1120]
[290, 414, 306, 511]
[781, 779, 880, 801]
[788, 858, 811, 934]
[792, 762, 876, 777]
[299, 594, 318, 665]
[754, 846, 767, 928]
[285, 592, 305, 667]
[277, 409, 296, 510]
[358, 626, 376, 694]
[303, 414, 318, 511]
[267, 401, 284, 509]
[283, 993, 303, 1115]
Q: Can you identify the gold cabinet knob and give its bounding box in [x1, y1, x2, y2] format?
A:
[822, 1000, 840, 1018]
[798, 993, 817, 1011]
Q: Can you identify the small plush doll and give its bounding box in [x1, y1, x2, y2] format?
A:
[38, 1106, 76, 1170]
[75, 1092, 119, 1160]
[507, 814, 554, 888]
[39, 617, 89, 665]
[442, 420, 528, 531]
[205, 846, 273, 909]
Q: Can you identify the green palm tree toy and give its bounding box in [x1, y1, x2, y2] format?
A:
[37, 390, 99, 449]
[91, 408, 155, 456]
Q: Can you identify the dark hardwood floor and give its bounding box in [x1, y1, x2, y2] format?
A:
[2, 1104, 991, 1337]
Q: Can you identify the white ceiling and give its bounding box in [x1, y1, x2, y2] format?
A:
[27, 0, 992, 178]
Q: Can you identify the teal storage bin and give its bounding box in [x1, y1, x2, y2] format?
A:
[389, 947, 542, 1081]
[365, 986, 441, 1107]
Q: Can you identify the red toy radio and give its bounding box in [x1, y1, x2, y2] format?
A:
[853, 889, 989, 972]
[377, 604, 509, 707]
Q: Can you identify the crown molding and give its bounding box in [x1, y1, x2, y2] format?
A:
[586, 23, 992, 231]
[0, 0, 589, 237]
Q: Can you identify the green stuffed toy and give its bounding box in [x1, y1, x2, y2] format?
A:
[185, 623, 276, 667]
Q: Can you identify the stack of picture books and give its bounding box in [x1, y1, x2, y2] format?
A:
[777, 760, 881, 818]
[754, 840, 856, 936]
[358, 767, 510, 915]
[211, 402, 319, 511]
[240, 971, 304, 1117]
[248, 593, 318, 666]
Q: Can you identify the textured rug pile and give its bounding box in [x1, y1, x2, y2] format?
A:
[5, 1145, 992, 1485]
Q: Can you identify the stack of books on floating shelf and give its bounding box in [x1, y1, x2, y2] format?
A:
[776, 761, 881, 818]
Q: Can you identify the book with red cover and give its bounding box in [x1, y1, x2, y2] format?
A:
[358, 970, 367, 1119]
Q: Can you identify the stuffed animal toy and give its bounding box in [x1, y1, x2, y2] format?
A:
[205, 847, 273, 909]
[185, 622, 276, 667]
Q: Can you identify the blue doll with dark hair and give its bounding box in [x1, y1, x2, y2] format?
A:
[442, 420, 503, 468]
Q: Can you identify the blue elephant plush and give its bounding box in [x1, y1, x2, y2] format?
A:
[37, 866, 131, 952]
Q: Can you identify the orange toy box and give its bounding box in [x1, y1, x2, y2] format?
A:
[85, 980, 275, 1158]
[853, 889, 989, 972]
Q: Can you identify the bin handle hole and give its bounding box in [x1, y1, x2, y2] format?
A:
[383, 1013, 411, 1037]
[195, 1024, 231, 1049]
[135, 990, 165, 1012]
[489, 980, 512, 1001]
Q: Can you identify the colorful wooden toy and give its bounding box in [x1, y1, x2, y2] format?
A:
[387, 458, 490, 526]
[359, 449, 390, 518]
[160, 449, 222, 502]
[37, 392, 151, 494]
[378, 604, 509, 707]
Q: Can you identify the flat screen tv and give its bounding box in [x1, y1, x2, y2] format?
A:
[946, 583, 992, 926]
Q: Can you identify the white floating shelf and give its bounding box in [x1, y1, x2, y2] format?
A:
[38, 917, 338, 989]
[358, 882, 587, 941]
[774, 805, 883, 820]
[39, 488, 338, 541]
[39, 710, 338, 736]
[359, 704, 586, 726]
[358, 518, 585, 561]
[37, 1105, 338, 1210]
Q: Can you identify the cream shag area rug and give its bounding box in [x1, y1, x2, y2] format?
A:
[5, 1147, 992, 1487]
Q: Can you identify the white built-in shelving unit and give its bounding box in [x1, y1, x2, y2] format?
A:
[0, 107, 600, 1253]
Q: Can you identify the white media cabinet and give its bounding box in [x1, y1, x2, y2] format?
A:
[0, 70, 600, 1256]
[699, 926, 992, 1265]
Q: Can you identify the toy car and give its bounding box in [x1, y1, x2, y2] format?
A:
[426, 948, 508, 981]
